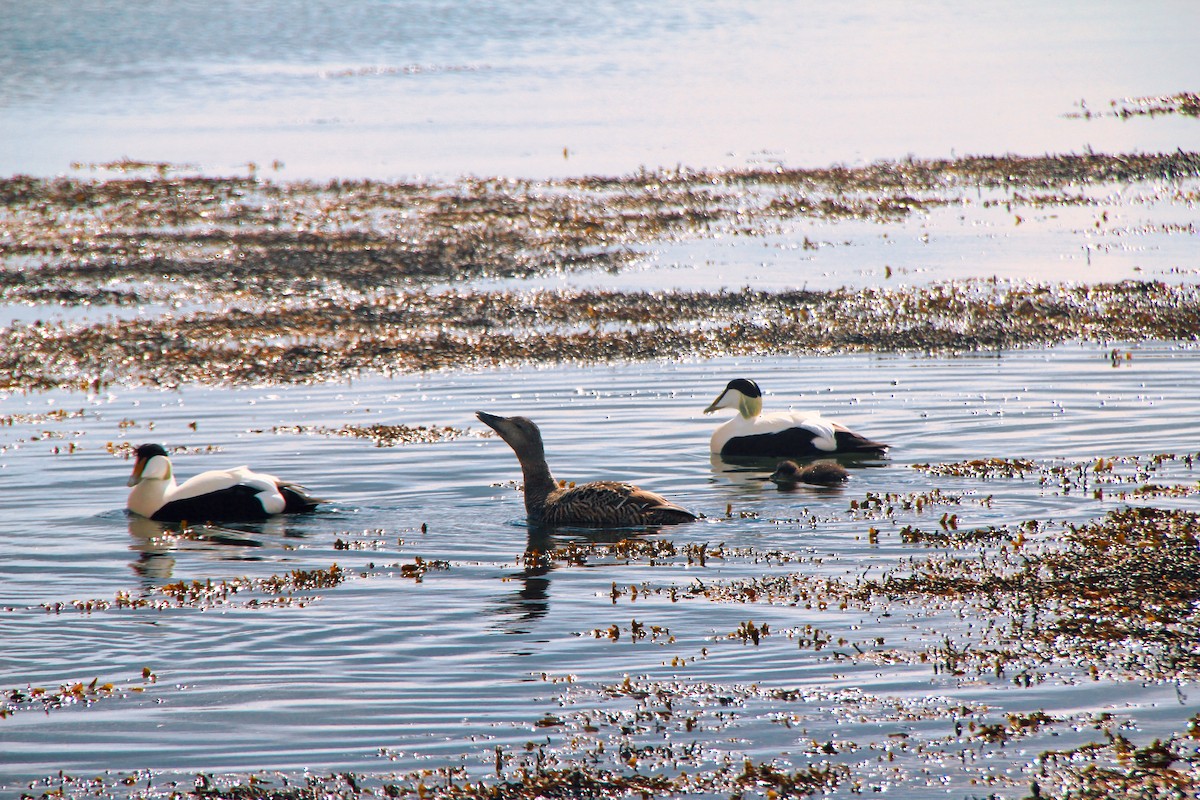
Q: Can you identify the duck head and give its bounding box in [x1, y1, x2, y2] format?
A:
[476, 411, 546, 461]
[127, 443, 173, 487]
[704, 378, 763, 419]
[768, 460, 803, 486]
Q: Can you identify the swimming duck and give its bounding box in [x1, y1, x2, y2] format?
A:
[704, 378, 888, 458]
[126, 443, 323, 522]
[768, 459, 850, 488]
[476, 411, 697, 527]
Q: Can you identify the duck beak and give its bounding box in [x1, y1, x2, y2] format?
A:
[475, 410, 505, 430]
[476, 410, 514, 443]
[127, 456, 146, 487]
[703, 390, 729, 415]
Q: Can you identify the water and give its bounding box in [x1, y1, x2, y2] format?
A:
[2, 1, 1199, 180]
[4, 1, 1200, 795]
[482, 182, 1200, 295]
[3, 347, 1199, 795]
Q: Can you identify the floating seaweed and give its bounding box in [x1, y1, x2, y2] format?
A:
[4, 152, 1200, 390]
[267, 422, 474, 446]
[6, 153, 1200, 800]
[39, 563, 353, 613]
[1070, 92, 1200, 120]
[4, 280, 1200, 390]
[2, 668, 157, 720]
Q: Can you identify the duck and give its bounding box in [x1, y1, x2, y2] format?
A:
[476, 411, 697, 527]
[768, 459, 849, 488]
[704, 378, 888, 458]
[125, 443, 324, 522]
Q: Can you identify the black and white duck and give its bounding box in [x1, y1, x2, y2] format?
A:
[125, 443, 323, 522]
[476, 411, 697, 527]
[704, 378, 888, 458]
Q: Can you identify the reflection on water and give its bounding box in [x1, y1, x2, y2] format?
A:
[126, 516, 177, 584]
[492, 529, 557, 635]
[4, 0, 1199, 789]
[494, 524, 679, 634]
[3, 348, 1200, 795]
[708, 451, 887, 487]
[125, 513, 322, 585]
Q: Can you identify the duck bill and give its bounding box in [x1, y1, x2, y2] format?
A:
[703, 390, 730, 415]
[475, 410, 506, 430]
[475, 410, 515, 443]
[127, 456, 147, 487]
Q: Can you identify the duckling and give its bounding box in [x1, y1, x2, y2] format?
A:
[476, 411, 696, 527]
[768, 459, 849, 488]
[126, 443, 323, 522]
[704, 378, 888, 458]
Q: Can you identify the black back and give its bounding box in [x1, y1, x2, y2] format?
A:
[721, 427, 824, 458]
[152, 485, 272, 522]
[721, 427, 887, 458]
[279, 483, 323, 513]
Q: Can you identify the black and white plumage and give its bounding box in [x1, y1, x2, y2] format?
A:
[476, 411, 697, 527]
[704, 379, 888, 458]
[768, 459, 850, 488]
[125, 443, 323, 522]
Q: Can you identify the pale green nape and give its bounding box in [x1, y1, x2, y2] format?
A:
[738, 392, 762, 418]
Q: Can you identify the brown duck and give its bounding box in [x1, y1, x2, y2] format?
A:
[476, 411, 697, 527]
[768, 459, 850, 488]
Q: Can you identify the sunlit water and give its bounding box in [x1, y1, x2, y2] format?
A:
[4, 0, 1200, 794]
[2, 346, 1199, 795]
[2, 0, 1199, 179]
[482, 183, 1200, 295]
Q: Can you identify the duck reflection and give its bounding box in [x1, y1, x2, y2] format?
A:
[125, 514, 307, 587]
[492, 523, 661, 635]
[492, 528, 556, 634]
[710, 452, 881, 490]
[127, 516, 177, 584]
[709, 453, 771, 488]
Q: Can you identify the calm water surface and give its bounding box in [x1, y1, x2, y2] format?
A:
[4, 0, 1200, 794]
[3, 0, 1199, 179]
[3, 347, 1199, 795]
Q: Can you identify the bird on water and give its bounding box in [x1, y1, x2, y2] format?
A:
[125, 443, 324, 522]
[768, 459, 850, 488]
[704, 378, 888, 458]
[475, 411, 697, 527]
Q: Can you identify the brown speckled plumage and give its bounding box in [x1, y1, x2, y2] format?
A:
[540, 480, 697, 526]
[476, 411, 696, 527]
